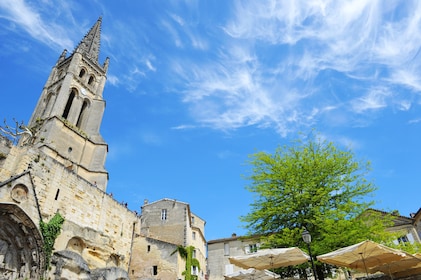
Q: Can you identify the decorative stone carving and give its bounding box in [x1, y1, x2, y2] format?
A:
[11, 184, 28, 203]
[0, 203, 45, 280]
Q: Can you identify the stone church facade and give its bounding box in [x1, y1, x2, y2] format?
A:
[0, 18, 206, 280]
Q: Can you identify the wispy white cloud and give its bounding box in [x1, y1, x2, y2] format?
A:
[171, 124, 197, 130]
[107, 74, 120, 86]
[173, 0, 421, 136]
[161, 18, 183, 48]
[145, 59, 156, 72]
[3, 0, 421, 137]
[0, 0, 73, 49]
[351, 87, 390, 113]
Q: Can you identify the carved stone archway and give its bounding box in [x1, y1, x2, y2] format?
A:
[0, 203, 45, 279]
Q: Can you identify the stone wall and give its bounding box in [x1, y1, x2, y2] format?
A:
[129, 236, 181, 279]
[140, 199, 189, 246]
[0, 135, 12, 167]
[0, 143, 140, 274]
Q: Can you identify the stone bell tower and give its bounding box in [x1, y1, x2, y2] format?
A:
[27, 17, 110, 191]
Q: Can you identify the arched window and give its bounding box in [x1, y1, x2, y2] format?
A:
[79, 68, 86, 78]
[57, 70, 63, 79]
[62, 89, 76, 119]
[41, 92, 53, 118]
[76, 99, 89, 129]
[88, 75, 95, 85]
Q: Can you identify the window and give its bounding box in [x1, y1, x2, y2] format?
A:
[224, 243, 230, 256]
[398, 235, 409, 244]
[191, 216, 195, 224]
[192, 266, 198, 276]
[54, 189, 60, 200]
[62, 90, 76, 119]
[192, 249, 196, 258]
[192, 232, 196, 240]
[161, 209, 167, 220]
[245, 244, 258, 254]
[76, 100, 88, 128]
[153, 265, 158, 275]
[88, 75, 95, 85]
[249, 244, 258, 253]
[79, 69, 86, 78]
[42, 92, 53, 118]
[147, 245, 151, 252]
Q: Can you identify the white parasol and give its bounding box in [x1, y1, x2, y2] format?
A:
[225, 268, 280, 280]
[229, 247, 310, 270]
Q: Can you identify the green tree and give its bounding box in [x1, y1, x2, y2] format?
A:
[241, 133, 395, 279]
[171, 245, 201, 280]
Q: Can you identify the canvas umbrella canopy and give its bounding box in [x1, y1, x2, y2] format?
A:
[370, 252, 421, 277]
[389, 253, 421, 279]
[229, 247, 310, 270]
[316, 240, 412, 275]
[225, 268, 280, 280]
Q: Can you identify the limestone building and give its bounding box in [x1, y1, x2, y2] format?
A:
[207, 234, 262, 280]
[131, 199, 207, 279]
[0, 18, 206, 280]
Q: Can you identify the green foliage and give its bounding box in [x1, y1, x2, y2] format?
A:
[241, 132, 395, 278]
[171, 245, 188, 259]
[171, 245, 200, 280]
[40, 212, 64, 270]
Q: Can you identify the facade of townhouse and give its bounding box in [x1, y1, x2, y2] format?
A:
[367, 208, 421, 244]
[0, 18, 206, 280]
[207, 233, 262, 280]
[132, 198, 207, 280]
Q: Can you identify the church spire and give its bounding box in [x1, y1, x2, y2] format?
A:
[74, 16, 102, 62]
[27, 17, 109, 190]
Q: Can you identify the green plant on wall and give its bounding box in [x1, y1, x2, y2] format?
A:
[61, 117, 88, 138]
[40, 212, 64, 270]
[171, 245, 201, 280]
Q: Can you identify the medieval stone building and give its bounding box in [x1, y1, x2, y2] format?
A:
[0, 18, 206, 280]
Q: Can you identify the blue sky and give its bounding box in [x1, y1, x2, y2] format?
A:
[1, 0, 421, 241]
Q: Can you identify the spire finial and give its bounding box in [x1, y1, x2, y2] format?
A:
[74, 17, 102, 62]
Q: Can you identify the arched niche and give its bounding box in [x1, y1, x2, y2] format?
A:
[0, 203, 45, 279]
[66, 237, 85, 254]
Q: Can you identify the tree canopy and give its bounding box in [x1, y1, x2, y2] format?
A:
[241, 133, 397, 272]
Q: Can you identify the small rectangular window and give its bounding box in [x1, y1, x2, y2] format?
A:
[161, 209, 167, 220]
[147, 245, 151, 252]
[54, 189, 60, 200]
[249, 244, 258, 253]
[398, 235, 409, 244]
[224, 243, 230, 256]
[153, 265, 158, 275]
[192, 266, 198, 275]
[192, 232, 196, 240]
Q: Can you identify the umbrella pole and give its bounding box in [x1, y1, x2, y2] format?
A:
[359, 253, 369, 277]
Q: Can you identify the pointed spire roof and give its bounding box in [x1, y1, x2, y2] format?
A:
[74, 17, 102, 62]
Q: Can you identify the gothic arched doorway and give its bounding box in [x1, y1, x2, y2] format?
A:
[0, 203, 45, 279]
